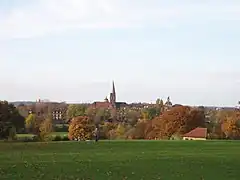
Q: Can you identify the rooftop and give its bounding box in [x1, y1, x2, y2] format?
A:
[183, 127, 207, 138]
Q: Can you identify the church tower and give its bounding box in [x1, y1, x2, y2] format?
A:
[110, 81, 116, 108]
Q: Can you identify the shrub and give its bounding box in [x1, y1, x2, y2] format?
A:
[62, 136, 69, 141]
[21, 135, 38, 142]
[8, 126, 17, 141]
[54, 124, 69, 132]
[53, 135, 62, 141]
[170, 133, 182, 140]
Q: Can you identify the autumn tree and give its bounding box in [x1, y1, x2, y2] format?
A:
[145, 107, 160, 120]
[221, 111, 240, 139]
[39, 118, 53, 141]
[115, 123, 126, 139]
[99, 122, 116, 139]
[110, 108, 117, 122]
[67, 104, 87, 120]
[68, 116, 94, 141]
[95, 108, 111, 124]
[25, 114, 36, 133]
[148, 105, 205, 139]
[125, 109, 140, 126]
[132, 121, 148, 139]
[85, 107, 96, 122]
[25, 114, 42, 135]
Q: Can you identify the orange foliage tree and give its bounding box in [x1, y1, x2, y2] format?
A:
[126, 121, 148, 139]
[68, 116, 95, 141]
[147, 105, 205, 139]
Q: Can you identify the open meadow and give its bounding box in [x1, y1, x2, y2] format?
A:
[0, 140, 240, 180]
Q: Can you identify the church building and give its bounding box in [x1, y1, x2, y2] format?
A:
[90, 81, 127, 109]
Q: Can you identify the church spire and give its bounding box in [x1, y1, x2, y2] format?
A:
[112, 81, 116, 98]
[110, 80, 116, 107]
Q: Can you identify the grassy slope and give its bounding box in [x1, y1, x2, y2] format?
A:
[16, 132, 68, 139]
[0, 141, 240, 180]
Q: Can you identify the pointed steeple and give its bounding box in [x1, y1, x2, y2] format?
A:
[110, 81, 116, 107]
[112, 81, 116, 98]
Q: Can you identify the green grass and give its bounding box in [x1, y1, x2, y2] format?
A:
[55, 124, 69, 127]
[50, 132, 68, 137]
[0, 140, 240, 179]
[16, 134, 35, 138]
[16, 132, 68, 140]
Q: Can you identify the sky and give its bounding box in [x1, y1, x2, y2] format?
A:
[0, 0, 240, 106]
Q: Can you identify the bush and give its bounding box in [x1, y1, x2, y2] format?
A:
[8, 126, 17, 141]
[21, 135, 38, 142]
[54, 124, 69, 132]
[170, 134, 182, 140]
[53, 135, 62, 141]
[62, 136, 69, 141]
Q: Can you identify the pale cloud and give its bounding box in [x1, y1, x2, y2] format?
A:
[0, 0, 240, 39]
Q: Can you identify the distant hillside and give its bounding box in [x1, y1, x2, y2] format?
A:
[10, 101, 35, 107]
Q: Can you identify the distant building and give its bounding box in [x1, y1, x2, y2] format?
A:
[182, 127, 207, 140]
[164, 96, 172, 111]
[26, 99, 67, 123]
[90, 81, 127, 109]
[52, 109, 63, 120]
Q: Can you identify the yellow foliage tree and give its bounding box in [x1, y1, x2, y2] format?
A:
[221, 112, 240, 139]
[25, 114, 35, 129]
[25, 114, 41, 134]
[115, 124, 126, 139]
[39, 119, 53, 141]
[68, 116, 94, 141]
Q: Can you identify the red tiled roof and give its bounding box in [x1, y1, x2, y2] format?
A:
[183, 127, 207, 138]
[90, 101, 112, 109]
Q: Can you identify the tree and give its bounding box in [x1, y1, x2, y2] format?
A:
[0, 101, 25, 139]
[205, 109, 224, 139]
[141, 107, 159, 121]
[125, 109, 140, 126]
[66, 104, 87, 120]
[110, 108, 117, 122]
[86, 107, 96, 121]
[25, 114, 35, 128]
[39, 119, 53, 141]
[68, 116, 94, 141]
[148, 105, 205, 139]
[99, 122, 116, 139]
[115, 123, 126, 139]
[95, 108, 111, 124]
[25, 114, 39, 134]
[133, 121, 148, 139]
[148, 107, 159, 120]
[16, 104, 29, 118]
[221, 111, 240, 139]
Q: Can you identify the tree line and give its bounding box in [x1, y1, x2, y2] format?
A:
[1, 99, 240, 141]
[66, 103, 240, 141]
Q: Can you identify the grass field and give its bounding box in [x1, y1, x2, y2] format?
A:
[16, 132, 68, 140]
[0, 140, 240, 180]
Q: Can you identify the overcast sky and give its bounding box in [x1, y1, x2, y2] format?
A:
[0, 0, 240, 106]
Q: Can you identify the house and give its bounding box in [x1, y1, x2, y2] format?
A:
[182, 127, 207, 140]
